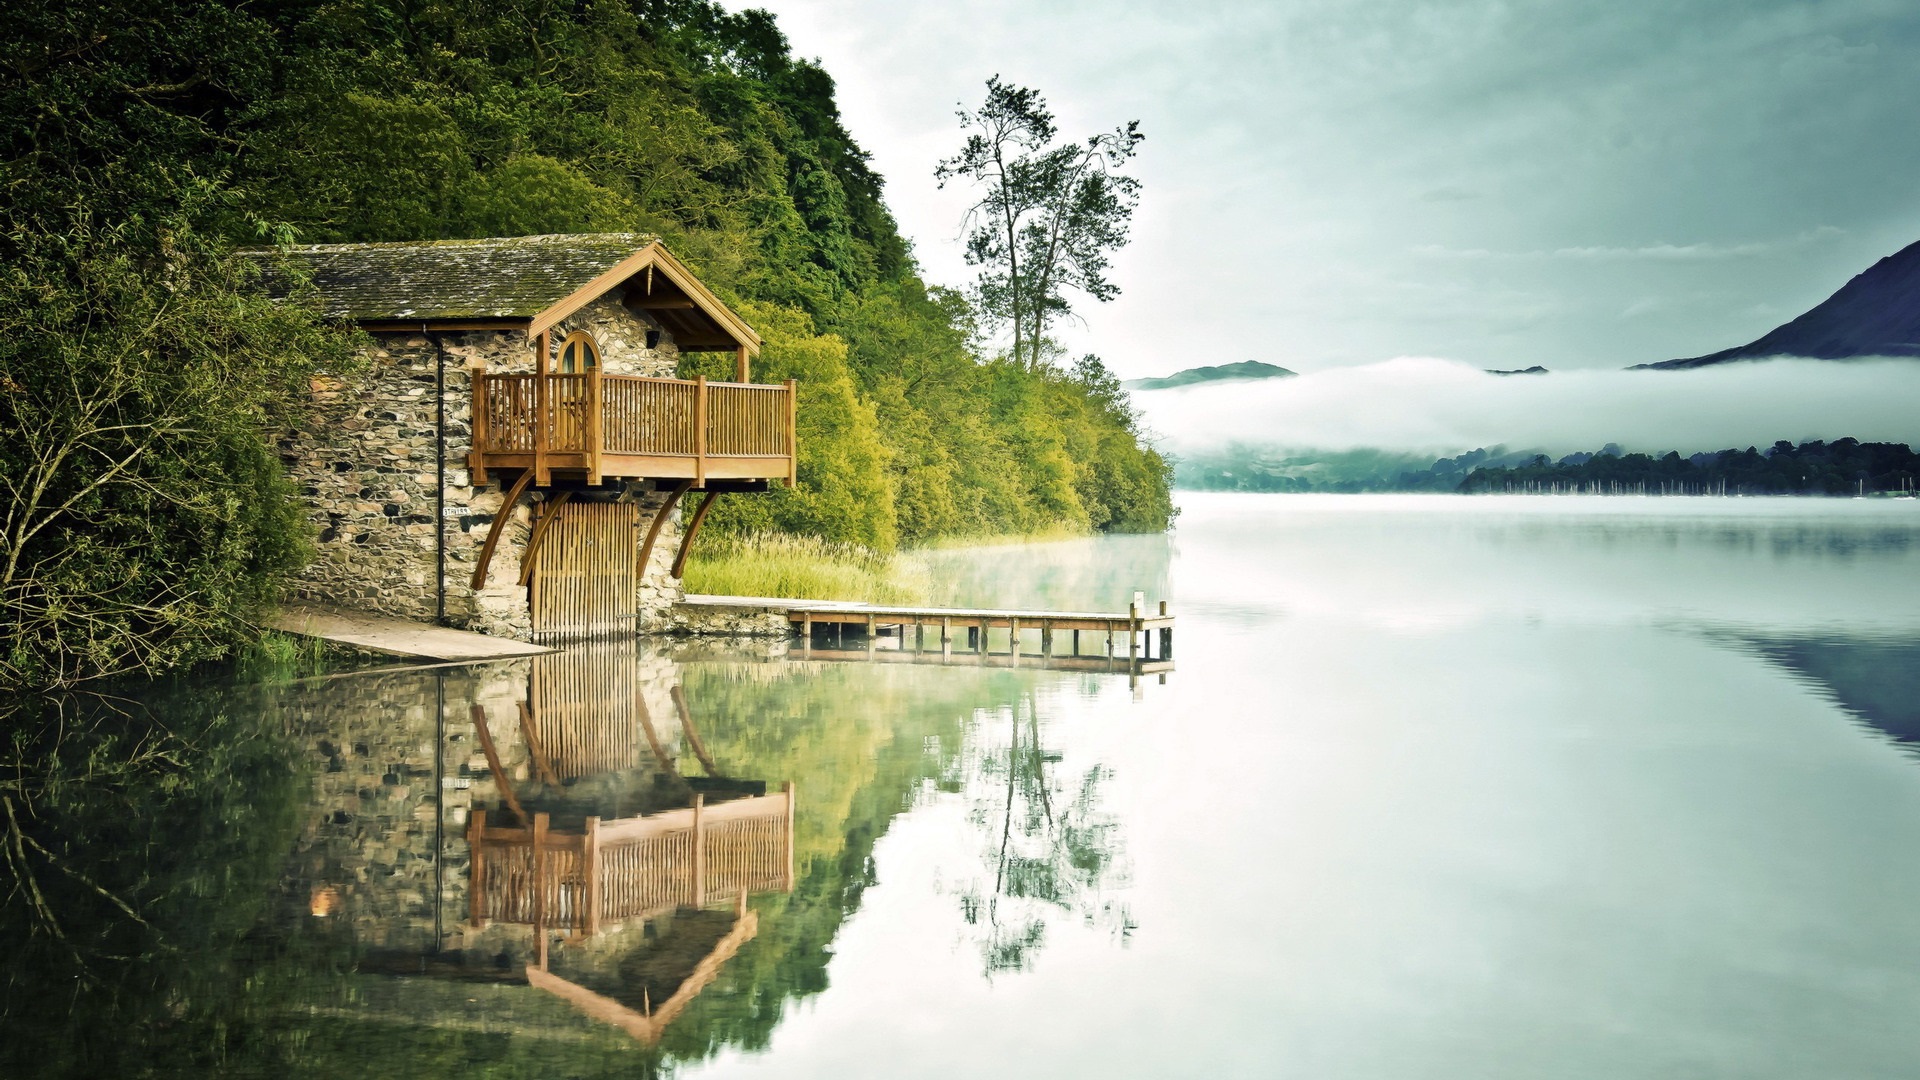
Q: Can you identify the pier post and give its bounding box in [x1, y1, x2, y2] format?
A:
[1072, 628, 1080, 657]
[1128, 599, 1140, 667]
[942, 617, 952, 661]
[801, 613, 812, 656]
[1010, 617, 1021, 663]
[1159, 600, 1172, 659]
[1042, 621, 1053, 660]
[866, 614, 877, 659]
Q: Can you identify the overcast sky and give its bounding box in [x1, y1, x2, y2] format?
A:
[752, 0, 1920, 377]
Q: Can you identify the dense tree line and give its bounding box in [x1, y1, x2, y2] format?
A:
[1, 0, 1172, 688]
[1459, 439, 1920, 495]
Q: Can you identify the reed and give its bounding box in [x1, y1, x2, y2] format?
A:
[681, 532, 933, 604]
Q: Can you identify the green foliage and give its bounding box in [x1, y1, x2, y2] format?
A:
[0, 0, 1173, 686]
[0, 210, 360, 693]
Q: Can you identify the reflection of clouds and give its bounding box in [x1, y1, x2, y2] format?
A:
[1176, 494, 1920, 636]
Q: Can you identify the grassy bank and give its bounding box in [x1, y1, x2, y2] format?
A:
[681, 534, 935, 605]
[681, 528, 1105, 606]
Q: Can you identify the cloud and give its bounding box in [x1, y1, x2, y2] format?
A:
[1412, 226, 1847, 262]
[1134, 356, 1920, 457]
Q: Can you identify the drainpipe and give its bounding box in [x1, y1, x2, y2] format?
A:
[425, 326, 448, 626]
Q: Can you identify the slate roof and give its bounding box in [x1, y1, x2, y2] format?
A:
[250, 233, 660, 322]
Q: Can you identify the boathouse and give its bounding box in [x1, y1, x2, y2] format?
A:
[264, 234, 792, 640]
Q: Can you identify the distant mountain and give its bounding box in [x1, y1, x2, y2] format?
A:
[1124, 360, 1297, 390]
[1638, 238, 1920, 369]
[1486, 365, 1549, 375]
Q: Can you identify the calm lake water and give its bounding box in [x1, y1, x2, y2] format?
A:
[8, 493, 1920, 1078]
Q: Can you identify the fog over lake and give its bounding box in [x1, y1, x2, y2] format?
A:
[1134, 357, 1920, 459]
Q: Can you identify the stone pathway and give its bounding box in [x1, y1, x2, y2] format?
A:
[269, 604, 551, 661]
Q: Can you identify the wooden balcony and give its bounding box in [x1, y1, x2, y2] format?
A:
[471, 372, 796, 487]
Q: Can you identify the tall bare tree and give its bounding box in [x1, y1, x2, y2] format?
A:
[937, 77, 1143, 370]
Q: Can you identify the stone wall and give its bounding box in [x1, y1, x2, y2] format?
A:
[666, 601, 793, 638]
[282, 292, 689, 640]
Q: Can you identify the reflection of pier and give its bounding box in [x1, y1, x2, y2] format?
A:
[796, 645, 1173, 677]
[466, 788, 795, 937]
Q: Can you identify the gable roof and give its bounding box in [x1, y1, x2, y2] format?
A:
[250, 233, 759, 353]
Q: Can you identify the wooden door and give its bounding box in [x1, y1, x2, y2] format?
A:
[531, 501, 638, 639]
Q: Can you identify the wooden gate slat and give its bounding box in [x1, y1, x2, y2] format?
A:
[531, 501, 639, 640]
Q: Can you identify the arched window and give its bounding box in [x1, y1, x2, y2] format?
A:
[557, 331, 601, 374]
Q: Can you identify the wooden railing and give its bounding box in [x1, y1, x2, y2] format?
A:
[467, 785, 796, 936]
[472, 372, 796, 484]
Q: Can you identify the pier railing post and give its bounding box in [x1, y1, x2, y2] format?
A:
[532, 812, 550, 970]
[584, 816, 601, 936]
[468, 808, 488, 927]
[691, 794, 706, 907]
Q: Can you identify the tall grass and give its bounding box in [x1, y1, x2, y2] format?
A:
[681, 533, 933, 604]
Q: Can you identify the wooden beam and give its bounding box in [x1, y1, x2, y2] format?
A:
[517, 491, 572, 588]
[670, 490, 720, 579]
[693, 375, 707, 488]
[517, 701, 560, 786]
[471, 468, 535, 590]
[468, 807, 488, 927]
[469, 705, 526, 824]
[735, 344, 750, 383]
[587, 365, 603, 486]
[636, 481, 692, 583]
[784, 379, 798, 487]
[533, 330, 550, 487]
[671, 684, 721, 777]
[470, 371, 490, 485]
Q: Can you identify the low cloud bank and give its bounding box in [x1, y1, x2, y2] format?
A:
[1134, 357, 1920, 457]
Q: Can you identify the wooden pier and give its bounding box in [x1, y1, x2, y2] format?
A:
[684, 594, 1176, 666]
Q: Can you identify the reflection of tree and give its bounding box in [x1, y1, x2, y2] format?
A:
[954, 693, 1132, 977]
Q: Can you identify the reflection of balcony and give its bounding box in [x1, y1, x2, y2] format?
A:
[471, 373, 796, 486]
[466, 789, 795, 936]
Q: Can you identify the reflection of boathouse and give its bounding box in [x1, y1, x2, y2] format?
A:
[463, 645, 795, 1042]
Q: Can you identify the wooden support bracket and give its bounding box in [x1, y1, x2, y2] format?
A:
[670, 490, 720, 579]
[637, 481, 693, 583]
[517, 491, 573, 588]
[471, 468, 535, 590]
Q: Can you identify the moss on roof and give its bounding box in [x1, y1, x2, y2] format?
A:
[248, 233, 659, 322]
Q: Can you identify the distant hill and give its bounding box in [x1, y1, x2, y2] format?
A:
[1124, 360, 1297, 390]
[1638, 238, 1920, 369]
[1486, 366, 1549, 375]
